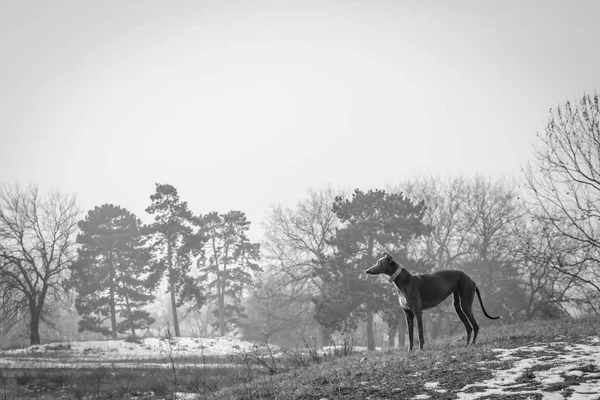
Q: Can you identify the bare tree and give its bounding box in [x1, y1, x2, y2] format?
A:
[513, 217, 581, 319]
[397, 176, 474, 269]
[523, 93, 600, 307]
[0, 183, 79, 345]
[259, 186, 341, 346]
[461, 176, 526, 319]
[464, 177, 523, 268]
[244, 271, 318, 345]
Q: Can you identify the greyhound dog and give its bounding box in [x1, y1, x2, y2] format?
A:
[365, 253, 499, 350]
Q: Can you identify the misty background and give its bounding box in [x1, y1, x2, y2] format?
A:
[1, 1, 600, 350]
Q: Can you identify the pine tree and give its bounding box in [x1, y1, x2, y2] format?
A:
[199, 211, 260, 336]
[70, 204, 156, 339]
[145, 184, 205, 337]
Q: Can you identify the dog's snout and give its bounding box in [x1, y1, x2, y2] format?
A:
[365, 266, 379, 275]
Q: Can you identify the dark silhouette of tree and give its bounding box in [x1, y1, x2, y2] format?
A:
[70, 204, 156, 338]
[0, 184, 79, 345]
[199, 210, 260, 336]
[145, 184, 205, 337]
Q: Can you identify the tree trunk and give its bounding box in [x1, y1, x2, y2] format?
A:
[218, 276, 225, 336]
[170, 278, 180, 337]
[387, 324, 397, 348]
[30, 307, 41, 345]
[109, 286, 117, 339]
[398, 320, 406, 349]
[125, 296, 136, 339]
[366, 308, 375, 350]
[218, 252, 229, 336]
[168, 240, 180, 337]
[366, 233, 376, 350]
[428, 314, 438, 341]
[318, 281, 330, 347]
[108, 252, 118, 340]
[319, 324, 330, 348]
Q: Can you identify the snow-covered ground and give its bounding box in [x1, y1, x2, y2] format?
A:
[457, 337, 600, 399]
[6, 334, 600, 399]
[0, 336, 281, 369]
[412, 336, 600, 400]
[0, 335, 367, 370]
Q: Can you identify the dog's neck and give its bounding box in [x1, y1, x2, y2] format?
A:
[388, 261, 403, 283]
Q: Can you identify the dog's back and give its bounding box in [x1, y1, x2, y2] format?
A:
[414, 270, 474, 310]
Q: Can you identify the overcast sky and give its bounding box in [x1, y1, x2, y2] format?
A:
[1, 1, 599, 240]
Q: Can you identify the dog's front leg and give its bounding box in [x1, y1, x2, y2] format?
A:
[415, 310, 425, 350]
[403, 309, 415, 351]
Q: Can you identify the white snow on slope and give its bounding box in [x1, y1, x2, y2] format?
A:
[5, 334, 600, 399]
[455, 337, 600, 399]
[0, 336, 281, 369]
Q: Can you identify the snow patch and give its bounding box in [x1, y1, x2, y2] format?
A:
[423, 382, 439, 389]
[0, 336, 281, 369]
[456, 337, 600, 399]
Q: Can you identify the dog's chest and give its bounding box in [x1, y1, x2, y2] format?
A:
[395, 286, 410, 309]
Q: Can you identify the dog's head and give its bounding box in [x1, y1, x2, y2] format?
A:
[365, 252, 396, 275]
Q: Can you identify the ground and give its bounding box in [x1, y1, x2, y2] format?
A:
[0, 336, 268, 369]
[428, 337, 600, 399]
[1, 318, 600, 399]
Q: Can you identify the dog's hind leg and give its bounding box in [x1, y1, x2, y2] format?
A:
[415, 310, 425, 350]
[459, 289, 479, 345]
[403, 309, 415, 351]
[453, 292, 473, 345]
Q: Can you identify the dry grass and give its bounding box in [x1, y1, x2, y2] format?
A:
[211, 316, 600, 400]
[1, 316, 599, 399]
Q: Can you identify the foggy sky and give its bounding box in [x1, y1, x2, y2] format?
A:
[1, 0, 599, 240]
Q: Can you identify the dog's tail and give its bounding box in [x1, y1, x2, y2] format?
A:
[476, 287, 500, 320]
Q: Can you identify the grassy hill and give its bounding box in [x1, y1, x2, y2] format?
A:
[212, 317, 600, 399]
[1, 317, 600, 399]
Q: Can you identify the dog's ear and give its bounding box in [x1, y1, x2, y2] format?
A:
[385, 253, 392, 261]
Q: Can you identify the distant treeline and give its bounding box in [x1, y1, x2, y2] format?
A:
[1, 93, 599, 349]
